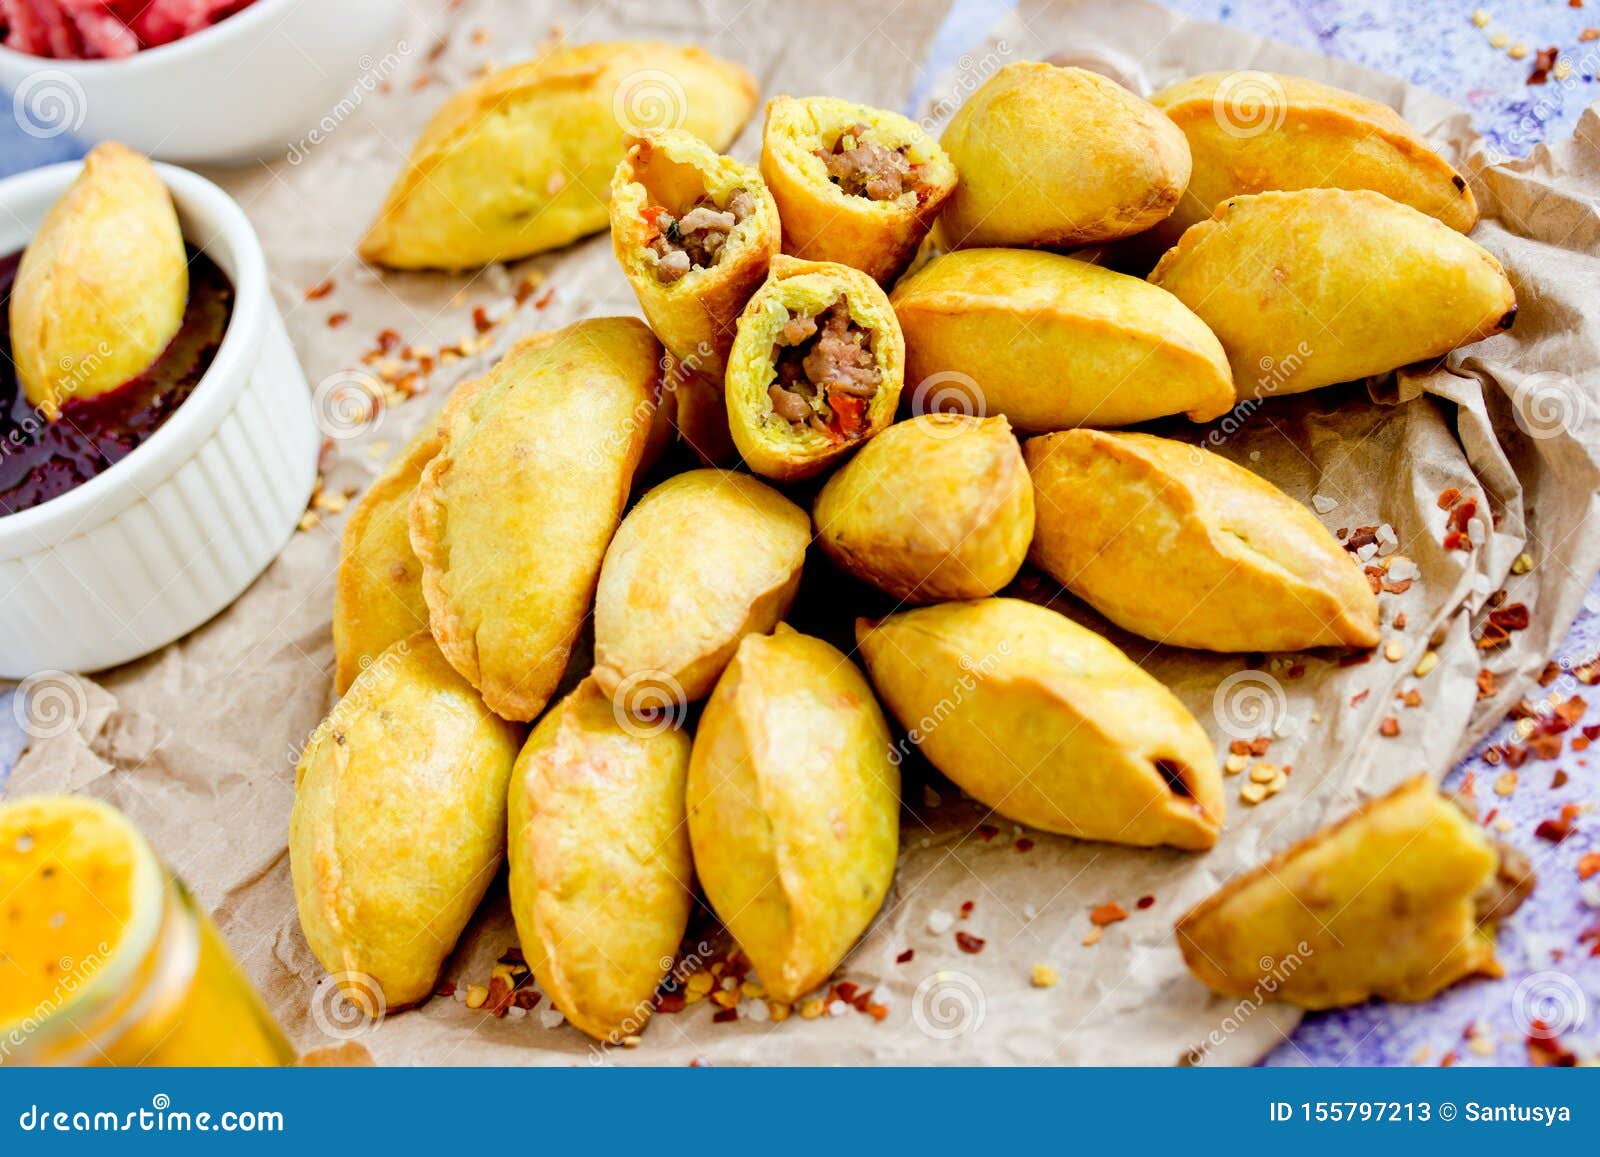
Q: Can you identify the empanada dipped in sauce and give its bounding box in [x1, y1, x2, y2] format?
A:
[938, 62, 1190, 250]
[1152, 71, 1477, 235]
[290, 633, 523, 1010]
[361, 42, 757, 269]
[1025, 431, 1379, 653]
[594, 469, 810, 706]
[760, 96, 957, 285]
[1177, 776, 1536, 1008]
[410, 319, 661, 722]
[11, 142, 187, 419]
[611, 128, 780, 376]
[890, 248, 1234, 433]
[726, 255, 904, 482]
[1150, 189, 1516, 399]
[687, 626, 899, 1004]
[332, 380, 487, 695]
[507, 677, 693, 1043]
[814, 413, 1033, 603]
[857, 598, 1224, 850]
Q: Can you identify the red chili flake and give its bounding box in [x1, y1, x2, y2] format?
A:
[1228, 739, 1251, 756]
[1136, 895, 1156, 910]
[1351, 688, 1371, 707]
[959, 900, 975, 919]
[1482, 807, 1499, 826]
[1477, 669, 1498, 699]
[514, 276, 540, 305]
[1392, 614, 1406, 631]
[533, 287, 556, 310]
[1535, 803, 1581, 842]
[1443, 530, 1470, 552]
[304, 278, 335, 300]
[1583, 27, 1600, 42]
[974, 825, 998, 842]
[895, 948, 915, 964]
[1380, 716, 1401, 738]
[1402, 689, 1423, 708]
[484, 975, 514, 1017]
[327, 311, 350, 328]
[1437, 487, 1462, 510]
[1555, 696, 1587, 725]
[1528, 732, 1564, 761]
[1528, 1031, 1578, 1067]
[1539, 661, 1562, 687]
[1575, 738, 1591, 754]
[1505, 744, 1529, 768]
[1577, 852, 1600, 880]
[1015, 837, 1034, 852]
[511, 988, 540, 1010]
[411, 74, 434, 92]
[1249, 736, 1272, 756]
[712, 1007, 739, 1023]
[1090, 902, 1128, 926]
[375, 327, 402, 354]
[434, 980, 457, 998]
[1489, 603, 1530, 632]
[1553, 769, 1571, 789]
[472, 305, 494, 334]
[1448, 499, 1477, 534]
[866, 1002, 890, 1022]
[656, 992, 686, 1014]
[954, 931, 986, 954]
[1345, 525, 1380, 552]
[834, 981, 860, 1004]
[1286, 663, 1306, 679]
[1529, 47, 1559, 84]
[1440, 1051, 1457, 1067]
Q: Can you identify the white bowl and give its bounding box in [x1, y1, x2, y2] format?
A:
[0, 161, 318, 678]
[0, 0, 408, 165]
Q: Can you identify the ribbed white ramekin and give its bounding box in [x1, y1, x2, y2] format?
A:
[0, 161, 319, 678]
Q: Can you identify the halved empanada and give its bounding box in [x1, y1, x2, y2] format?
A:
[726, 255, 904, 481]
[1177, 776, 1535, 1008]
[1025, 430, 1379, 652]
[1150, 189, 1516, 398]
[610, 127, 780, 375]
[410, 319, 660, 722]
[361, 42, 757, 269]
[856, 598, 1224, 850]
[1152, 71, 1477, 235]
[760, 96, 957, 284]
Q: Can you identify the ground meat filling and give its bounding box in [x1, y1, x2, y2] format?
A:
[1450, 792, 1538, 923]
[813, 124, 921, 202]
[767, 297, 879, 441]
[644, 188, 756, 283]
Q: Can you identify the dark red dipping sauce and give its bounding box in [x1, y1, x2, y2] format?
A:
[0, 247, 233, 517]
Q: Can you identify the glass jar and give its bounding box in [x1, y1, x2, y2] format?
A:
[1, 795, 295, 1066]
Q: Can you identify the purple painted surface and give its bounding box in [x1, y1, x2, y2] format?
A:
[1167, 0, 1600, 1067]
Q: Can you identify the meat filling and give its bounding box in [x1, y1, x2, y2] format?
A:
[1450, 792, 1538, 923]
[814, 123, 922, 202]
[767, 297, 879, 441]
[644, 188, 756, 283]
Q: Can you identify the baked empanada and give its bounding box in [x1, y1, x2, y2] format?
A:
[890, 248, 1234, 432]
[508, 677, 693, 1042]
[687, 626, 899, 1003]
[10, 142, 187, 419]
[290, 633, 523, 1010]
[760, 96, 957, 284]
[1025, 430, 1379, 652]
[332, 382, 486, 695]
[594, 468, 810, 705]
[1150, 189, 1516, 398]
[410, 319, 660, 722]
[857, 598, 1224, 850]
[938, 62, 1190, 250]
[610, 128, 780, 375]
[814, 413, 1033, 603]
[361, 42, 757, 269]
[1177, 776, 1535, 1008]
[1152, 71, 1477, 235]
[726, 255, 904, 481]
[662, 349, 738, 466]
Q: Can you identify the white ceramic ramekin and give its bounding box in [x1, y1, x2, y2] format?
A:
[0, 161, 318, 678]
[0, 0, 408, 165]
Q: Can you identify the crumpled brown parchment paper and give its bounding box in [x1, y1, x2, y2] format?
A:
[9, 0, 1600, 1066]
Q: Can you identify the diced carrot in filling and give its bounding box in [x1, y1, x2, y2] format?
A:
[766, 296, 879, 441]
